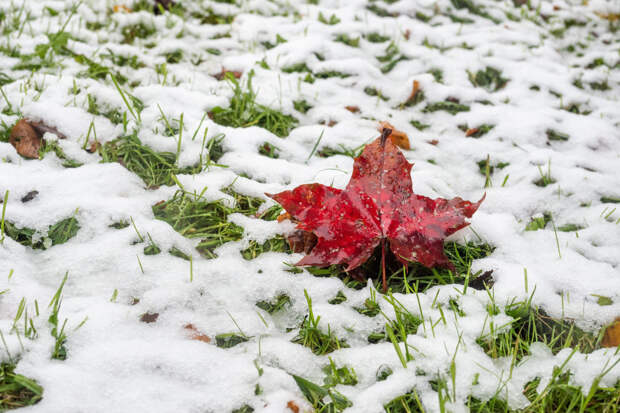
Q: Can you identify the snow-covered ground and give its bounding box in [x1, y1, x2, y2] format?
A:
[0, 0, 619, 411]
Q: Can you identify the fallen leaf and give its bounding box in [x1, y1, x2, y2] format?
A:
[465, 128, 480, 137]
[602, 317, 620, 347]
[345, 106, 360, 113]
[427, 139, 439, 146]
[286, 401, 300, 413]
[405, 80, 421, 105]
[87, 141, 100, 153]
[140, 312, 159, 323]
[9, 119, 43, 159]
[184, 324, 212, 343]
[113, 4, 132, 12]
[378, 121, 410, 150]
[277, 212, 292, 222]
[268, 129, 484, 290]
[29, 120, 67, 139]
[403, 29, 411, 40]
[286, 230, 318, 254]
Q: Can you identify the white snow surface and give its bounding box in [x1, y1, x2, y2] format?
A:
[0, 0, 619, 412]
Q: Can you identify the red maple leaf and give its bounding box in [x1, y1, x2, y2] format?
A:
[268, 129, 484, 291]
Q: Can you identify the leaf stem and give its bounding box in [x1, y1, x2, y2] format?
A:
[381, 239, 387, 292]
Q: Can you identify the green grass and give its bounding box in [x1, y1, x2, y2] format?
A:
[241, 236, 289, 260]
[0, 363, 43, 409]
[292, 290, 348, 355]
[423, 101, 470, 114]
[477, 301, 599, 363]
[210, 72, 297, 137]
[120, 22, 156, 44]
[4, 215, 79, 250]
[468, 67, 509, 92]
[384, 389, 424, 412]
[322, 358, 358, 387]
[365, 32, 391, 43]
[256, 293, 291, 314]
[98, 134, 222, 188]
[152, 190, 243, 259]
[292, 374, 352, 412]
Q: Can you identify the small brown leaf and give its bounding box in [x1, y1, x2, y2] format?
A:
[427, 139, 439, 146]
[184, 324, 212, 343]
[403, 29, 411, 40]
[601, 317, 620, 348]
[140, 312, 159, 323]
[9, 119, 43, 159]
[277, 212, 292, 222]
[465, 128, 480, 137]
[87, 141, 101, 153]
[378, 121, 410, 150]
[287, 230, 318, 254]
[345, 106, 360, 113]
[113, 4, 132, 13]
[286, 401, 300, 413]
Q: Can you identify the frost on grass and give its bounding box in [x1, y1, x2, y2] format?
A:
[1, 0, 620, 412]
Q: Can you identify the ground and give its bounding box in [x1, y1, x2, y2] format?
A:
[0, 0, 619, 412]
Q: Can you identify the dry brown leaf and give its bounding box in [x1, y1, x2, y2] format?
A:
[10, 119, 43, 159]
[465, 128, 480, 137]
[345, 106, 360, 113]
[601, 317, 620, 347]
[113, 4, 132, 12]
[286, 401, 300, 413]
[286, 230, 318, 254]
[378, 121, 410, 150]
[427, 139, 439, 146]
[87, 141, 101, 153]
[140, 312, 159, 323]
[184, 324, 212, 343]
[403, 29, 411, 40]
[21, 191, 39, 203]
[277, 212, 292, 222]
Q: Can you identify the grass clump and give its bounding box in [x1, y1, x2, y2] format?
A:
[525, 212, 551, 231]
[546, 129, 569, 142]
[210, 72, 297, 138]
[323, 358, 357, 387]
[0, 363, 43, 409]
[258, 142, 279, 159]
[384, 389, 424, 412]
[5, 215, 79, 250]
[521, 373, 620, 412]
[241, 236, 289, 260]
[468, 67, 508, 92]
[98, 134, 223, 188]
[477, 300, 598, 363]
[256, 293, 291, 314]
[292, 290, 348, 355]
[292, 374, 352, 413]
[121, 22, 156, 44]
[423, 101, 470, 115]
[152, 190, 243, 258]
[215, 333, 248, 348]
[334, 34, 359, 47]
[365, 32, 391, 43]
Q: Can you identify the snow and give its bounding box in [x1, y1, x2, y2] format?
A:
[0, 0, 619, 411]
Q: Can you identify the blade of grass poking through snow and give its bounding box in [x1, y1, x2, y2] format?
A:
[306, 129, 324, 163]
[176, 113, 184, 163]
[1, 190, 8, 244]
[48, 272, 68, 360]
[191, 112, 207, 141]
[111, 75, 139, 123]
